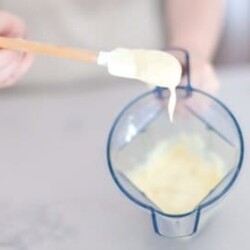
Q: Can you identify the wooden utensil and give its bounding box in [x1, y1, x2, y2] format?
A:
[0, 36, 98, 63]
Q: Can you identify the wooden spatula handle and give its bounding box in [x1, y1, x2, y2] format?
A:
[0, 36, 98, 63]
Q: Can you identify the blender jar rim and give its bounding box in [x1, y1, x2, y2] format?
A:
[106, 86, 244, 218]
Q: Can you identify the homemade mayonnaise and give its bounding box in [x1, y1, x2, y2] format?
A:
[98, 48, 182, 122]
[127, 134, 225, 214]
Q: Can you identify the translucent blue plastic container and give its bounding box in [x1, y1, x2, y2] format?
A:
[106, 49, 244, 238]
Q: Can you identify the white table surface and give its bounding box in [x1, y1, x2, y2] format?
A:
[0, 65, 249, 250]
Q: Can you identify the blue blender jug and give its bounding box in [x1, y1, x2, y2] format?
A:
[106, 49, 244, 238]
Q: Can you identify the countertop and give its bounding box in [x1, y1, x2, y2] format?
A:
[0, 65, 249, 250]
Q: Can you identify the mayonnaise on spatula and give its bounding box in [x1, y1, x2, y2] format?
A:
[97, 48, 182, 122]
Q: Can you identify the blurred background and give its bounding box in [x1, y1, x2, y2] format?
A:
[215, 0, 250, 65]
[0, 0, 250, 87]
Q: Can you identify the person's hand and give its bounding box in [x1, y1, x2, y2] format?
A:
[165, 50, 220, 116]
[169, 50, 219, 95]
[0, 11, 33, 88]
[181, 53, 219, 96]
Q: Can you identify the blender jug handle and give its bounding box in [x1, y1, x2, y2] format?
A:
[168, 48, 192, 91]
[150, 208, 201, 238]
